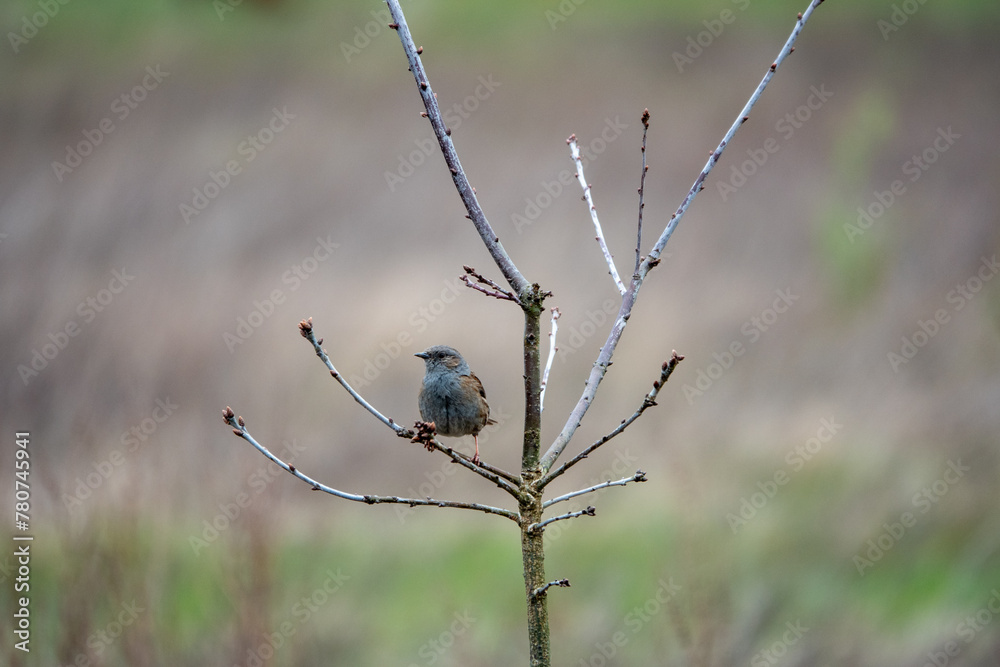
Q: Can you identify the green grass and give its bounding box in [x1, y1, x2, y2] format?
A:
[5, 0, 1000, 75]
[15, 462, 999, 666]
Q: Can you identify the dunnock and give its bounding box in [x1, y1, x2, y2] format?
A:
[415, 345, 495, 465]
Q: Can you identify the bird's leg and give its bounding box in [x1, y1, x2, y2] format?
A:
[472, 435, 481, 466]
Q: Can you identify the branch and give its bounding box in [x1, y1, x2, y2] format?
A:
[538, 352, 683, 489]
[568, 135, 627, 296]
[301, 318, 522, 496]
[540, 1, 823, 473]
[222, 408, 519, 523]
[542, 471, 646, 509]
[531, 579, 571, 599]
[528, 506, 596, 533]
[461, 265, 520, 303]
[299, 318, 407, 436]
[539, 308, 561, 413]
[642, 2, 823, 271]
[634, 109, 650, 276]
[385, 1, 531, 299]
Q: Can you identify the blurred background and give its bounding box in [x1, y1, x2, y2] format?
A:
[2, 0, 999, 664]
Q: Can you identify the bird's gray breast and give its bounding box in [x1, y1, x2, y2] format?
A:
[420, 372, 475, 436]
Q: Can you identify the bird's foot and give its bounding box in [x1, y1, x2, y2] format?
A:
[411, 421, 438, 451]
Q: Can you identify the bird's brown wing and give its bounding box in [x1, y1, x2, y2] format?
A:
[469, 372, 497, 425]
[469, 372, 487, 398]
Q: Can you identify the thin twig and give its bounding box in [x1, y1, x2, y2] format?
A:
[539, 1, 823, 473]
[634, 109, 650, 276]
[461, 276, 519, 302]
[461, 265, 520, 303]
[643, 2, 822, 270]
[539, 308, 561, 412]
[299, 318, 404, 435]
[385, 1, 530, 299]
[568, 135, 627, 296]
[223, 408, 519, 523]
[542, 471, 647, 509]
[528, 506, 596, 533]
[301, 318, 522, 496]
[531, 579, 571, 599]
[538, 352, 683, 489]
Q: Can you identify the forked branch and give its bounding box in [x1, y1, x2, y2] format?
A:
[540, 1, 824, 473]
[461, 265, 520, 303]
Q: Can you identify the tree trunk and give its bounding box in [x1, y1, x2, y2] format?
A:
[519, 292, 549, 665]
[519, 482, 550, 667]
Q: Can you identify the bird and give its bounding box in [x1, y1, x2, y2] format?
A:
[415, 345, 495, 465]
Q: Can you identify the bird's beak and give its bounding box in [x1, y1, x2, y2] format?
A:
[415, 352, 429, 359]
